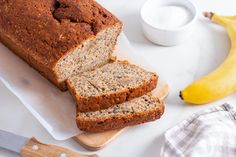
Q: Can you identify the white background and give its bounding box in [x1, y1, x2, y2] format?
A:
[1, 0, 236, 156]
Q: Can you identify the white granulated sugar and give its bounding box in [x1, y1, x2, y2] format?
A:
[145, 5, 192, 29]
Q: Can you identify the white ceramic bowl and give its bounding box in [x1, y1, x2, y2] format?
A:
[140, 0, 198, 46]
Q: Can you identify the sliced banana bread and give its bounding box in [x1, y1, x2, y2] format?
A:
[76, 93, 164, 132]
[0, 0, 122, 91]
[67, 61, 158, 112]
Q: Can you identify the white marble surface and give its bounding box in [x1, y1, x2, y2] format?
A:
[1, 0, 236, 157]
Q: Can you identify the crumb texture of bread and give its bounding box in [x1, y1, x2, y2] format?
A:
[76, 94, 164, 132]
[67, 61, 158, 112]
[0, 0, 122, 90]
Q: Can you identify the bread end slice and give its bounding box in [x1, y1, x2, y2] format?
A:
[76, 94, 164, 132]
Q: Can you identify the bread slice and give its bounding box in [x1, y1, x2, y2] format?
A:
[0, 0, 122, 91]
[67, 61, 158, 112]
[76, 93, 164, 132]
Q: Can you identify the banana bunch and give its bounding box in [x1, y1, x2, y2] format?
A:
[180, 12, 236, 104]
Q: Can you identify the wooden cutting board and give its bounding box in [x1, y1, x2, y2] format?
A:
[73, 82, 169, 151]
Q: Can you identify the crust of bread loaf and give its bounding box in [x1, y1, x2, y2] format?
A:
[67, 61, 158, 112]
[76, 99, 164, 132]
[0, 30, 65, 89]
[0, 0, 122, 91]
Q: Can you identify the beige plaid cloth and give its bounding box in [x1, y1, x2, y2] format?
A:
[161, 104, 236, 157]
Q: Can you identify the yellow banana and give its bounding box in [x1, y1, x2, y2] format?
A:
[180, 12, 236, 104]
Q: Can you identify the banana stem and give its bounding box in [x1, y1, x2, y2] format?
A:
[203, 11, 234, 27]
[203, 12, 214, 20]
[204, 11, 236, 42]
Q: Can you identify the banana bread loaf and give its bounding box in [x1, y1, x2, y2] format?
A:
[76, 93, 164, 132]
[0, 0, 122, 90]
[67, 61, 158, 112]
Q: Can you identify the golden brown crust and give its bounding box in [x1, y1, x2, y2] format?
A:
[67, 71, 158, 112]
[76, 100, 164, 132]
[0, 27, 67, 90]
[0, 0, 122, 91]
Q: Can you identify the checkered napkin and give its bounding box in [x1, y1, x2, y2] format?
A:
[161, 104, 236, 157]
